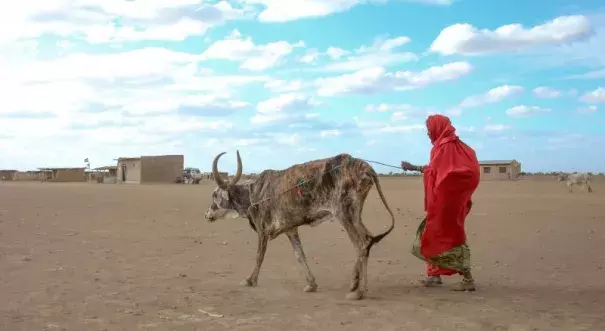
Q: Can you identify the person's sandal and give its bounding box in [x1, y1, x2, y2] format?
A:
[451, 278, 476, 291]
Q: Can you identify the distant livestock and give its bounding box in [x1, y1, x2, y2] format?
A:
[557, 172, 593, 193]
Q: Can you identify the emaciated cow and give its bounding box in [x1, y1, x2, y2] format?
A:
[557, 172, 593, 193]
[204, 151, 396, 300]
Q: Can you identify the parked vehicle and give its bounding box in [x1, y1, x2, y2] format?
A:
[183, 167, 202, 184]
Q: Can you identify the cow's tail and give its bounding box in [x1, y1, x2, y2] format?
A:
[368, 171, 396, 245]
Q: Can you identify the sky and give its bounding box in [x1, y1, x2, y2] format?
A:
[1, 0, 605, 174]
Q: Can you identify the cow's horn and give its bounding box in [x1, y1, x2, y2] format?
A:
[212, 152, 227, 188]
[232, 150, 243, 185]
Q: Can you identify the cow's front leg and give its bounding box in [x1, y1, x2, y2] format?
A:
[241, 233, 268, 287]
[286, 229, 318, 293]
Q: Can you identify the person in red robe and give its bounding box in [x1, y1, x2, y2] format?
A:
[401, 114, 480, 291]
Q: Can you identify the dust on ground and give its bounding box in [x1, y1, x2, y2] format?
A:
[1, 177, 604, 330]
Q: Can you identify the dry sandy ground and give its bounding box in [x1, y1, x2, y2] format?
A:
[1, 177, 604, 331]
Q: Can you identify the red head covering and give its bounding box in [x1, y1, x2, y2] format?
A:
[426, 114, 457, 146]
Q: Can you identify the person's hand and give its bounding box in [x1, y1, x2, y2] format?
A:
[401, 161, 415, 171]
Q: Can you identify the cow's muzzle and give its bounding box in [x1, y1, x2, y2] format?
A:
[204, 210, 216, 222]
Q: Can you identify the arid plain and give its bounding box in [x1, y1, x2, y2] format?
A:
[1, 177, 604, 330]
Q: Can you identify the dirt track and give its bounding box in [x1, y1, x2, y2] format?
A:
[1, 177, 604, 330]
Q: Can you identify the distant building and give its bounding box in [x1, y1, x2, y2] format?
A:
[17, 170, 52, 181]
[0, 170, 17, 181]
[93, 166, 118, 183]
[37, 168, 86, 182]
[116, 155, 184, 184]
[479, 160, 521, 181]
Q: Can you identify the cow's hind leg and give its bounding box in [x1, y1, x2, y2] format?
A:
[286, 229, 318, 293]
[348, 260, 361, 293]
[339, 208, 374, 300]
[241, 233, 269, 287]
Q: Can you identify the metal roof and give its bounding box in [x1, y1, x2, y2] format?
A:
[479, 160, 518, 165]
[94, 166, 117, 170]
[116, 154, 183, 161]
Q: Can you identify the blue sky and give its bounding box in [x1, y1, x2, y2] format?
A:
[1, 0, 605, 173]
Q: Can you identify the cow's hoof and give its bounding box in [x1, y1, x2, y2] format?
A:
[345, 291, 364, 300]
[303, 284, 318, 293]
[240, 279, 256, 287]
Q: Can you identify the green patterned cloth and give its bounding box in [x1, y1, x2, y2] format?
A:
[411, 218, 471, 272]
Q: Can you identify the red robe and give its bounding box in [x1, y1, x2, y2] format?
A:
[421, 115, 480, 276]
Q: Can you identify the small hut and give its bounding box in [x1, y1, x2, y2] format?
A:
[93, 166, 118, 183]
[0, 170, 17, 181]
[37, 168, 86, 182]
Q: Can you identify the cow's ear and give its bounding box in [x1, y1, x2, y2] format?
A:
[220, 190, 230, 201]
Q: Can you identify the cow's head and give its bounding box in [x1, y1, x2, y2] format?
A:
[557, 173, 568, 182]
[204, 151, 245, 222]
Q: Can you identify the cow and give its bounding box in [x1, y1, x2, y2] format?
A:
[204, 151, 396, 300]
[557, 172, 593, 193]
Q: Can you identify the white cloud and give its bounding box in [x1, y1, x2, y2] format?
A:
[0, 47, 259, 118]
[483, 124, 512, 132]
[300, 48, 320, 63]
[448, 85, 524, 116]
[366, 104, 391, 112]
[203, 132, 304, 150]
[316, 61, 472, 96]
[365, 124, 426, 135]
[256, 93, 318, 113]
[270, 133, 303, 146]
[326, 47, 349, 60]
[459, 85, 524, 108]
[246, 0, 452, 23]
[320, 129, 342, 137]
[263, 79, 304, 92]
[538, 15, 605, 71]
[567, 68, 605, 80]
[353, 115, 427, 135]
[533, 86, 562, 99]
[391, 111, 409, 122]
[0, 38, 272, 170]
[506, 105, 551, 118]
[252, 93, 320, 124]
[0, 1, 244, 46]
[580, 87, 605, 103]
[430, 15, 591, 55]
[457, 126, 476, 133]
[201, 29, 305, 71]
[0, 114, 231, 160]
[319, 36, 418, 72]
[366, 103, 433, 121]
[7, 47, 201, 83]
[576, 105, 598, 114]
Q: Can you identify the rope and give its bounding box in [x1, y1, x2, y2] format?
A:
[358, 158, 402, 170]
[248, 157, 402, 207]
